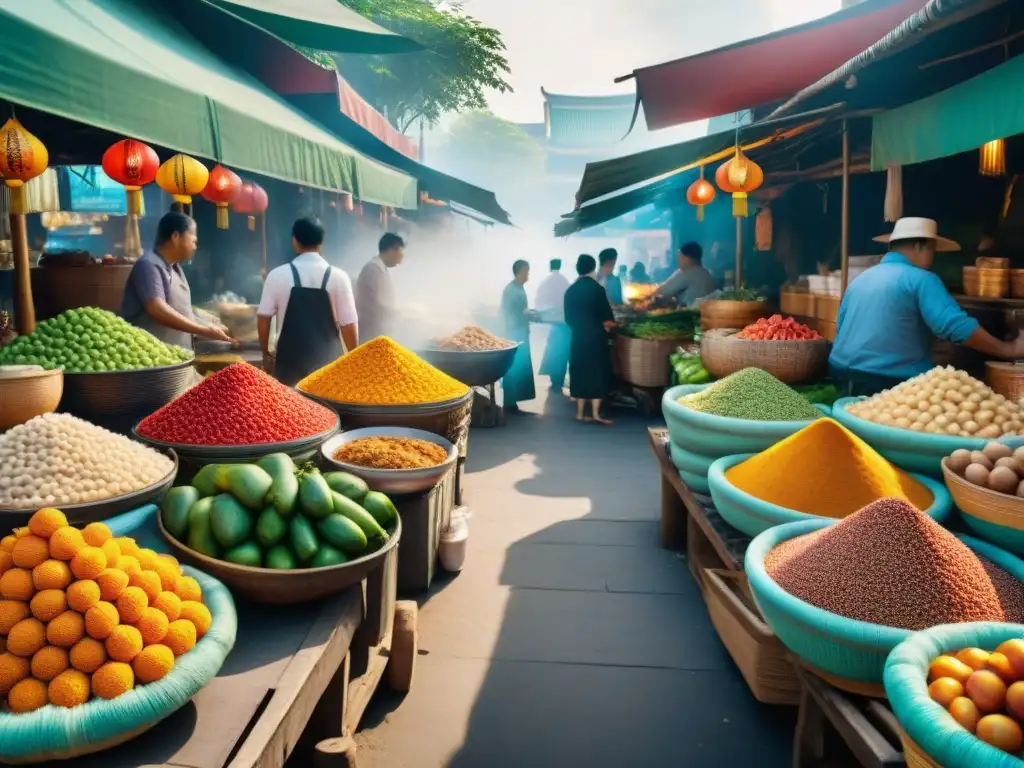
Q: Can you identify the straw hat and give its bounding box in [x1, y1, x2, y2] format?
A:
[873, 217, 961, 252]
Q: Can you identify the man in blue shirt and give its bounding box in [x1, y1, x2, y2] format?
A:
[829, 218, 1024, 396]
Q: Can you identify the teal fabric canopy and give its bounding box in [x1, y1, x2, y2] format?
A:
[871, 54, 1024, 170]
[0, 0, 418, 209]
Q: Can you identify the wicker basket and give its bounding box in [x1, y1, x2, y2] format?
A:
[0, 367, 62, 429]
[699, 299, 769, 331]
[779, 291, 814, 317]
[615, 336, 679, 387]
[985, 361, 1024, 401]
[1011, 269, 1024, 298]
[703, 569, 800, 705]
[976, 256, 1010, 269]
[963, 266, 1008, 298]
[700, 329, 829, 385]
[942, 458, 1024, 555]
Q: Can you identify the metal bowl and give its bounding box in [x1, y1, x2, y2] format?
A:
[321, 427, 457, 495]
[0, 449, 178, 527]
[419, 345, 520, 387]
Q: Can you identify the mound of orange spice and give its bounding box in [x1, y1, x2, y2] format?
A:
[0, 509, 211, 712]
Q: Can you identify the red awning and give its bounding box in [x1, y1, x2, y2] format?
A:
[624, 0, 927, 130]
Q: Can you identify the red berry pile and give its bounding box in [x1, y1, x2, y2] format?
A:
[137, 364, 337, 445]
[737, 315, 822, 341]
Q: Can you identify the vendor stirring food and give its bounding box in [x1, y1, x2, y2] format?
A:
[829, 217, 1024, 396]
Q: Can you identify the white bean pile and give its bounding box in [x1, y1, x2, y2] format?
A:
[0, 414, 173, 508]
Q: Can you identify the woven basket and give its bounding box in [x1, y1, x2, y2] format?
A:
[977, 257, 1010, 269]
[0, 367, 62, 429]
[942, 458, 1024, 555]
[779, 291, 814, 317]
[700, 329, 829, 385]
[703, 569, 800, 705]
[699, 299, 769, 332]
[885, 622, 1024, 768]
[963, 266, 1008, 298]
[616, 336, 678, 387]
[985, 361, 1024, 401]
[1011, 269, 1024, 299]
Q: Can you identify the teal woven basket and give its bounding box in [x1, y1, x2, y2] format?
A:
[0, 566, 237, 764]
[669, 443, 714, 494]
[745, 519, 1024, 696]
[832, 398, 1024, 479]
[710, 454, 953, 537]
[885, 622, 1024, 768]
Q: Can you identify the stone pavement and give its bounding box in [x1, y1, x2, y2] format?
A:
[354, 382, 792, 767]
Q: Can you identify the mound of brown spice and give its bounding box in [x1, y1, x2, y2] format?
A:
[764, 498, 1024, 630]
[334, 436, 449, 470]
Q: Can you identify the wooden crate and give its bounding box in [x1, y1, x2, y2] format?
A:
[781, 291, 815, 317]
[817, 320, 837, 342]
[395, 468, 456, 593]
[814, 293, 841, 323]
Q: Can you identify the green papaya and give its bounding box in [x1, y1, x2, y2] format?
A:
[223, 464, 273, 510]
[265, 545, 297, 570]
[361, 491, 398, 530]
[332, 492, 387, 544]
[192, 464, 222, 497]
[255, 507, 288, 547]
[324, 471, 369, 503]
[257, 453, 299, 515]
[289, 515, 319, 563]
[224, 541, 263, 567]
[311, 544, 349, 568]
[186, 497, 221, 558]
[317, 514, 368, 556]
[210, 494, 253, 548]
[161, 486, 199, 539]
[298, 471, 334, 519]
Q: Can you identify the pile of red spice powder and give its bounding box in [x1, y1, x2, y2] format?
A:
[764, 497, 1024, 630]
[137, 363, 337, 445]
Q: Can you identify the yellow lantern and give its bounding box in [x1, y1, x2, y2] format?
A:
[0, 119, 49, 214]
[155, 154, 209, 204]
[979, 139, 1006, 177]
[716, 148, 764, 217]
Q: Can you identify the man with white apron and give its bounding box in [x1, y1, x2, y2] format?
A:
[122, 212, 233, 350]
[257, 216, 359, 386]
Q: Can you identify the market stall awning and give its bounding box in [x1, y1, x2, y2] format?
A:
[542, 90, 637, 149]
[620, 0, 927, 131]
[871, 53, 1024, 169]
[574, 106, 839, 208]
[0, 0, 418, 209]
[197, 0, 422, 54]
[555, 174, 688, 237]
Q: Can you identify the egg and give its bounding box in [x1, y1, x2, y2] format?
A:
[982, 441, 1013, 461]
[970, 451, 994, 470]
[994, 457, 1021, 473]
[947, 449, 973, 476]
[976, 714, 1023, 754]
[965, 463, 991, 488]
[988, 467, 1020, 495]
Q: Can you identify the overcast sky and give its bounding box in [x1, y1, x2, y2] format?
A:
[460, 0, 843, 124]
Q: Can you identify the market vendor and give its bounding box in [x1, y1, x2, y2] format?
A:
[596, 249, 624, 306]
[257, 216, 358, 386]
[121, 211, 233, 350]
[653, 241, 716, 306]
[535, 258, 571, 392]
[829, 217, 1024, 396]
[500, 259, 536, 413]
[355, 232, 405, 343]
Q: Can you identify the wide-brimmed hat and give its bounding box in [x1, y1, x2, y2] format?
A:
[873, 217, 960, 252]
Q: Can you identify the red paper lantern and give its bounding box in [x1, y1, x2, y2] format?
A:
[685, 168, 716, 222]
[101, 139, 159, 216]
[232, 181, 269, 231]
[715, 148, 763, 218]
[200, 164, 242, 229]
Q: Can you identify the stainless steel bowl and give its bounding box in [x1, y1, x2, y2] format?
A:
[419, 345, 520, 387]
[321, 427, 457, 496]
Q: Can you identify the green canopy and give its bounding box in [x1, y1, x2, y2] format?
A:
[200, 0, 422, 54]
[0, 0, 418, 209]
[872, 54, 1024, 171]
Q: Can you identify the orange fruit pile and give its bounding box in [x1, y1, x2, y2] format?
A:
[0, 509, 211, 713]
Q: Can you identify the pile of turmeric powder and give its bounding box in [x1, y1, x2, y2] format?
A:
[725, 418, 934, 516]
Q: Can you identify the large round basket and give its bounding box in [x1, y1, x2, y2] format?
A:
[746, 519, 1024, 696]
[942, 458, 1024, 556]
[0, 565, 236, 765]
[699, 299, 769, 332]
[0, 450, 178, 528]
[60, 360, 197, 434]
[159, 513, 401, 604]
[885, 622, 1024, 768]
[985, 361, 1024, 401]
[0, 367, 63, 430]
[419, 345, 519, 388]
[700, 329, 829, 385]
[833, 397, 1024, 479]
[615, 336, 681, 388]
[709, 454, 952, 537]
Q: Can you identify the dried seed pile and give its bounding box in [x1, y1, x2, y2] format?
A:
[764, 498, 1024, 630]
[678, 368, 820, 421]
[333, 437, 448, 470]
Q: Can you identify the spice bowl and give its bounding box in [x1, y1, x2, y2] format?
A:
[0, 365, 63, 429]
[321, 427, 457, 496]
[942, 458, 1024, 556]
[710, 453, 953, 538]
[746, 520, 1024, 695]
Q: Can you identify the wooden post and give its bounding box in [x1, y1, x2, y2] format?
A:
[260, 214, 268, 281]
[840, 119, 851, 296]
[735, 216, 743, 289]
[10, 213, 34, 334]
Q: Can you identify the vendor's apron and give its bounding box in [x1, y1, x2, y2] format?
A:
[128, 253, 195, 351]
[274, 264, 343, 387]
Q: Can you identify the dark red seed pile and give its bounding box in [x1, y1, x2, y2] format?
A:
[137, 363, 336, 445]
[764, 498, 1024, 630]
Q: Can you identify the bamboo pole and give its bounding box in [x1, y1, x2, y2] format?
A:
[735, 216, 743, 289]
[10, 213, 34, 333]
[260, 214, 268, 281]
[840, 119, 851, 296]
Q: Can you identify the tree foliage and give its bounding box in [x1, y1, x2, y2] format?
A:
[333, 0, 512, 133]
